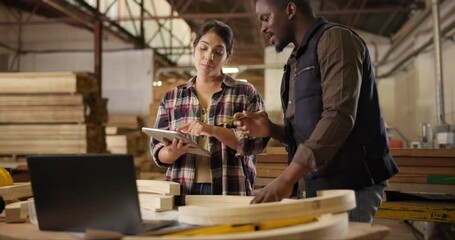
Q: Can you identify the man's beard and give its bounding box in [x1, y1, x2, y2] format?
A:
[275, 41, 289, 53]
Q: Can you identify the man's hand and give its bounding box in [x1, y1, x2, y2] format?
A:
[251, 162, 311, 203]
[234, 111, 272, 138]
[251, 175, 294, 203]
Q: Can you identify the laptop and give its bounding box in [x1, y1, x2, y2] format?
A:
[27, 154, 174, 235]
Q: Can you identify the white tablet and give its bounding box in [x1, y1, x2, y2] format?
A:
[142, 127, 210, 157]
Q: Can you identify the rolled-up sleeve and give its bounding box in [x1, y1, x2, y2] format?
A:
[235, 84, 270, 155]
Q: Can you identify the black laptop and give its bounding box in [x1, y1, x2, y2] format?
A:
[27, 154, 173, 235]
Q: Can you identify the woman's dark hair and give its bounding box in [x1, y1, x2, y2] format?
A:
[192, 19, 234, 57]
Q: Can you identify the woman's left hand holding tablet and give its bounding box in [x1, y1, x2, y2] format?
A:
[158, 137, 191, 164]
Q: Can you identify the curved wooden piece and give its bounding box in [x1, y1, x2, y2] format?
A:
[179, 189, 355, 225]
[125, 213, 348, 240]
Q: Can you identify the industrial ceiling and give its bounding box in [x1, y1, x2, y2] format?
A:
[0, 0, 427, 66]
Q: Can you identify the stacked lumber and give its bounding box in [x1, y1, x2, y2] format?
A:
[105, 114, 148, 156]
[255, 150, 287, 188]
[389, 149, 455, 185]
[106, 114, 155, 179]
[0, 72, 107, 158]
[136, 180, 180, 211]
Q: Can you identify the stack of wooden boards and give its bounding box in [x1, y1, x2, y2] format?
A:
[105, 115, 160, 178]
[136, 180, 180, 212]
[105, 114, 148, 156]
[255, 147, 287, 189]
[0, 72, 107, 160]
[375, 149, 455, 223]
[388, 149, 455, 188]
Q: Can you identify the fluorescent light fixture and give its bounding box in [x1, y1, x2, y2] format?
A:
[222, 67, 239, 74]
[237, 79, 248, 82]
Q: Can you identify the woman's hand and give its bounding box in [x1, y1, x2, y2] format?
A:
[158, 138, 191, 164]
[177, 120, 215, 137]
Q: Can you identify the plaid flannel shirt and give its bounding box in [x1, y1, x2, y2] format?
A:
[151, 74, 268, 195]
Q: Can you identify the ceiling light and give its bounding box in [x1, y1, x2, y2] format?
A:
[222, 67, 239, 74]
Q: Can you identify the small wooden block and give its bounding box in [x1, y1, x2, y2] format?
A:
[136, 180, 180, 196]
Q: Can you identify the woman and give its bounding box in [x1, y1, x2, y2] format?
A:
[151, 20, 268, 195]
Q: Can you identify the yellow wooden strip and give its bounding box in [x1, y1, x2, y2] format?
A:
[164, 224, 255, 237]
[376, 201, 455, 223]
[258, 215, 317, 230]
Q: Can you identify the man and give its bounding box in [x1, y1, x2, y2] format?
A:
[235, 0, 399, 223]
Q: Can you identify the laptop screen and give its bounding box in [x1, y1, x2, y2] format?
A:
[27, 154, 144, 234]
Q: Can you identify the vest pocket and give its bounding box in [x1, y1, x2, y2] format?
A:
[295, 65, 316, 77]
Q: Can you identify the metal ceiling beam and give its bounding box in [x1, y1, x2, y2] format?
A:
[222, 0, 243, 23]
[105, 7, 421, 21]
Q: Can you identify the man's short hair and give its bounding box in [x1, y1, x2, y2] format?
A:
[265, 0, 314, 16]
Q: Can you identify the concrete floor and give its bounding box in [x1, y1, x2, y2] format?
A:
[373, 219, 418, 240]
[374, 218, 455, 240]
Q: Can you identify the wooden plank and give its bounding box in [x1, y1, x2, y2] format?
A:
[393, 156, 455, 167]
[265, 147, 287, 154]
[256, 168, 284, 178]
[0, 146, 87, 154]
[376, 201, 455, 223]
[0, 105, 85, 123]
[178, 190, 355, 225]
[256, 154, 287, 163]
[185, 195, 253, 207]
[254, 177, 275, 187]
[138, 193, 174, 211]
[0, 183, 32, 201]
[397, 166, 455, 176]
[390, 149, 455, 158]
[256, 163, 288, 170]
[389, 174, 427, 184]
[0, 72, 98, 94]
[5, 200, 29, 223]
[386, 183, 455, 194]
[390, 174, 455, 185]
[136, 180, 180, 196]
[0, 95, 83, 106]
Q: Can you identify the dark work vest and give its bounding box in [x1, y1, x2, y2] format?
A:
[281, 17, 399, 197]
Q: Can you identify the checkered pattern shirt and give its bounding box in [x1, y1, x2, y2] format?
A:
[151, 74, 268, 195]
